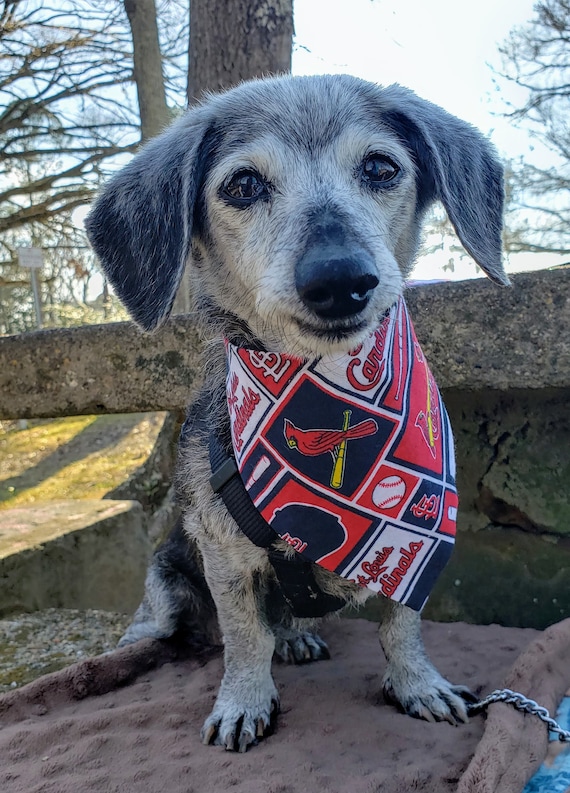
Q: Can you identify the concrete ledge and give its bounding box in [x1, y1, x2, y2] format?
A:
[0, 319, 203, 420]
[0, 500, 151, 616]
[409, 268, 569, 390]
[1, 269, 568, 420]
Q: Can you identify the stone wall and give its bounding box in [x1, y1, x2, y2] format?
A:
[1, 269, 568, 419]
[0, 500, 151, 616]
[1, 268, 569, 628]
[426, 387, 569, 628]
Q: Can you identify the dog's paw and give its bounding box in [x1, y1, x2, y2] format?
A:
[201, 681, 280, 752]
[273, 627, 330, 664]
[382, 664, 477, 726]
[117, 621, 173, 647]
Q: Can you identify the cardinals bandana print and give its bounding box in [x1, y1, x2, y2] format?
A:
[225, 297, 457, 611]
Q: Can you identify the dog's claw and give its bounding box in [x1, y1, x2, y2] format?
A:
[273, 630, 330, 665]
[256, 718, 266, 738]
[416, 705, 436, 723]
[447, 687, 473, 724]
[201, 692, 280, 751]
[238, 731, 256, 753]
[383, 669, 473, 726]
[201, 723, 217, 745]
[443, 712, 458, 727]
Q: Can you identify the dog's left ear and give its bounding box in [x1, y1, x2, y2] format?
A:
[380, 86, 509, 285]
[85, 109, 215, 330]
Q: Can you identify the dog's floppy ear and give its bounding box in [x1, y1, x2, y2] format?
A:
[380, 86, 509, 285]
[85, 110, 215, 330]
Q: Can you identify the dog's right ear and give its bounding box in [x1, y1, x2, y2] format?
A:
[378, 85, 509, 287]
[85, 110, 215, 330]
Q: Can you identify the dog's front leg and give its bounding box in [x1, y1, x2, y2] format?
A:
[199, 535, 279, 752]
[378, 599, 475, 725]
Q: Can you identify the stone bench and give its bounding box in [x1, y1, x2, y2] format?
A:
[0, 500, 151, 617]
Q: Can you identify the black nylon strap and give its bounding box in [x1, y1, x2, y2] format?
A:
[209, 432, 276, 548]
[267, 548, 346, 618]
[208, 431, 346, 618]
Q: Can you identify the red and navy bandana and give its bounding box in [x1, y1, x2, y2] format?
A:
[225, 297, 457, 611]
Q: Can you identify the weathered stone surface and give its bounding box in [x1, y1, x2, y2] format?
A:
[356, 525, 570, 630]
[424, 526, 570, 630]
[0, 268, 568, 420]
[479, 427, 570, 536]
[444, 387, 570, 537]
[440, 388, 569, 628]
[0, 500, 150, 616]
[409, 268, 570, 392]
[0, 318, 202, 420]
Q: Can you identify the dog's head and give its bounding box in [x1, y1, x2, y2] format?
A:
[86, 74, 507, 357]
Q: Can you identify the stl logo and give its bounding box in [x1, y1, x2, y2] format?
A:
[411, 493, 440, 521]
[283, 411, 378, 489]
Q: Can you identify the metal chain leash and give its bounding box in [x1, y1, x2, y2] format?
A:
[470, 688, 570, 742]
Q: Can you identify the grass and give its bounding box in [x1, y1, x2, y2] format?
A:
[0, 414, 166, 510]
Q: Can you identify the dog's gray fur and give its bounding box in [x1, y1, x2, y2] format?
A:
[86, 74, 507, 752]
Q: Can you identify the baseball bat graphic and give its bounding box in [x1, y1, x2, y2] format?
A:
[330, 410, 351, 489]
[245, 455, 270, 489]
[395, 303, 404, 401]
[424, 365, 435, 449]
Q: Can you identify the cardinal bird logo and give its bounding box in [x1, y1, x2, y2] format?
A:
[414, 369, 440, 459]
[283, 411, 378, 489]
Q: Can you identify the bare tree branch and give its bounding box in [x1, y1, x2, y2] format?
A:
[495, 0, 570, 254]
[0, 0, 188, 333]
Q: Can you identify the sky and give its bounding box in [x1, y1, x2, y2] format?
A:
[292, 0, 535, 149]
[75, 0, 566, 283]
[291, 0, 568, 279]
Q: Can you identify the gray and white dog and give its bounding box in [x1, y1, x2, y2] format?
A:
[86, 74, 507, 752]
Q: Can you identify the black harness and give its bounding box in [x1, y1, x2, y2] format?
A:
[208, 431, 346, 618]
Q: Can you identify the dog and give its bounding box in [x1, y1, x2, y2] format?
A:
[86, 73, 507, 752]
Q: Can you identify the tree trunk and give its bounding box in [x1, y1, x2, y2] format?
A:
[188, 0, 293, 102]
[124, 0, 170, 141]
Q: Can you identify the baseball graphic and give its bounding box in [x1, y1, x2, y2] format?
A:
[372, 475, 406, 510]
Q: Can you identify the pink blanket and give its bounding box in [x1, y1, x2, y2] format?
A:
[1, 618, 568, 793]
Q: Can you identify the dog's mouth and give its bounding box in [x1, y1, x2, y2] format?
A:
[295, 316, 369, 342]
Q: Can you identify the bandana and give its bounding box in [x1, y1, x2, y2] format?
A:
[225, 297, 457, 611]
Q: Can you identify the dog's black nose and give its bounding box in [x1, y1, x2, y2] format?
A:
[296, 250, 379, 320]
[296, 209, 379, 320]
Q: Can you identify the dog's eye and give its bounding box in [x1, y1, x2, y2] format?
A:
[361, 154, 400, 186]
[222, 170, 270, 205]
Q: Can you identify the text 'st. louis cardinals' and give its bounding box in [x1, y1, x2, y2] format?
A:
[225, 297, 457, 611]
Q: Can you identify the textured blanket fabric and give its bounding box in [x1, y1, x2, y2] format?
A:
[0, 618, 568, 793]
[458, 618, 570, 793]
